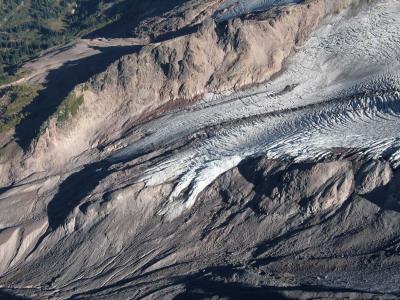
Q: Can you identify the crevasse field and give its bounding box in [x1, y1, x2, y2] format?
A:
[111, 0, 400, 218]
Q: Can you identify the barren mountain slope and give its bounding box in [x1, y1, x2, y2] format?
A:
[1, 0, 364, 185]
[0, 0, 399, 299]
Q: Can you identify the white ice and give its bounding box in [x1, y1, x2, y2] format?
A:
[110, 0, 400, 218]
[214, 0, 302, 21]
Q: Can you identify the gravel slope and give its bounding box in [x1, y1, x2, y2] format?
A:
[0, 0, 399, 299]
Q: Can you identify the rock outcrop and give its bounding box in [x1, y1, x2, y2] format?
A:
[2, 0, 365, 185]
[1, 0, 399, 298]
[0, 152, 399, 299]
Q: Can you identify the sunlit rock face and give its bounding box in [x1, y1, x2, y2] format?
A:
[1, 0, 400, 299]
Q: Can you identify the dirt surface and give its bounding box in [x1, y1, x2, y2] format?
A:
[0, 0, 399, 299]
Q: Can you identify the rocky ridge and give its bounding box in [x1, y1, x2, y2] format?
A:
[0, 151, 399, 298]
[1, 0, 399, 299]
[2, 0, 365, 185]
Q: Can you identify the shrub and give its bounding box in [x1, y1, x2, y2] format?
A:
[56, 91, 84, 125]
[0, 85, 39, 133]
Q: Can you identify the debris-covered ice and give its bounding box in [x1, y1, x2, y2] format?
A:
[214, 0, 302, 21]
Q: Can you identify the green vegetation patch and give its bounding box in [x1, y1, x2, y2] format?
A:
[0, 0, 122, 82]
[56, 91, 84, 125]
[0, 84, 39, 133]
[0, 68, 31, 86]
[0, 72, 15, 86]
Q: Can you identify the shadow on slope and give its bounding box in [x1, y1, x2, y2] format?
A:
[86, 0, 191, 39]
[172, 266, 378, 300]
[173, 266, 288, 300]
[174, 279, 289, 300]
[14, 45, 141, 150]
[24, 160, 113, 258]
[47, 160, 112, 230]
[151, 24, 199, 44]
[364, 169, 400, 213]
[0, 290, 31, 300]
